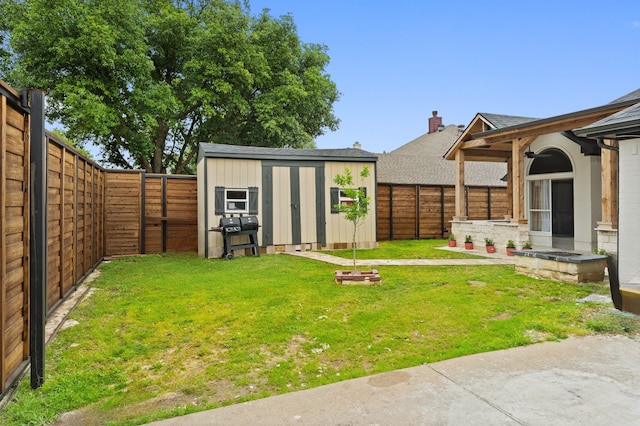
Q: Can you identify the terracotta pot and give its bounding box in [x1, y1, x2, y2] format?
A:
[448, 240, 456, 247]
[522, 247, 532, 251]
[486, 245, 496, 253]
[506, 247, 515, 256]
[465, 242, 473, 250]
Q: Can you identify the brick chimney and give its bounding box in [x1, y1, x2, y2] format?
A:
[428, 110, 443, 134]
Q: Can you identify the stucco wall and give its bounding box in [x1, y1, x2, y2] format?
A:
[525, 134, 601, 252]
[619, 138, 640, 287]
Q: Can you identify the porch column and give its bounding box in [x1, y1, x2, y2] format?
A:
[600, 139, 618, 227]
[597, 139, 618, 254]
[511, 139, 524, 222]
[454, 150, 467, 220]
[506, 157, 513, 219]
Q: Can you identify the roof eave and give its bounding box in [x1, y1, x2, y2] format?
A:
[574, 120, 640, 139]
[469, 98, 640, 140]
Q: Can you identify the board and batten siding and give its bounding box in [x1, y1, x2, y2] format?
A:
[299, 167, 318, 244]
[202, 157, 262, 258]
[325, 161, 377, 249]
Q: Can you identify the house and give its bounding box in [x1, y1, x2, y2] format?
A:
[575, 101, 640, 313]
[376, 114, 509, 240]
[197, 143, 378, 258]
[444, 89, 640, 252]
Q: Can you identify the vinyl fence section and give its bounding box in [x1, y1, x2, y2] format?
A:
[377, 183, 509, 240]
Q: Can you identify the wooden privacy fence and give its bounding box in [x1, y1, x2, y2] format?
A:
[377, 183, 509, 240]
[104, 172, 197, 256]
[47, 136, 105, 313]
[0, 79, 197, 396]
[0, 84, 31, 396]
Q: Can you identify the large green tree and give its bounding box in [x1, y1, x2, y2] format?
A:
[0, 0, 340, 173]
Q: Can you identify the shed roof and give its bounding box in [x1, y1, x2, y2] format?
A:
[198, 143, 378, 163]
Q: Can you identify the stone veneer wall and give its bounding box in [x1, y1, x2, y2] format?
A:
[596, 224, 618, 255]
[450, 219, 529, 250]
[514, 255, 605, 284]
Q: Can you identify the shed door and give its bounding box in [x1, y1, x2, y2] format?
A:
[272, 167, 292, 245]
[271, 166, 317, 246]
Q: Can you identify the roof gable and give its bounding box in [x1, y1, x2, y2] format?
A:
[479, 113, 539, 129]
[444, 88, 640, 161]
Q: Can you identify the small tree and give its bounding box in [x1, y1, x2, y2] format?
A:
[333, 167, 370, 271]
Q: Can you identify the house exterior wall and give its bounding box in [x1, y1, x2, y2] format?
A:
[525, 134, 601, 252]
[618, 138, 640, 287]
[325, 161, 377, 249]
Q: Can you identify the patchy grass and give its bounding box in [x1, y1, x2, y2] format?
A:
[1, 251, 638, 425]
[324, 239, 487, 259]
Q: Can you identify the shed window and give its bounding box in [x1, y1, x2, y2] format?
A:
[215, 186, 258, 215]
[330, 187, 367, 213]
[226, 189, 248, 213]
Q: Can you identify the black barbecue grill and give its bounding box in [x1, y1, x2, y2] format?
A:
[210, 215, 260, 260]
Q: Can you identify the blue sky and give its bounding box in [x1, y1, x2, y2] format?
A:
[249, 0, 640, 153]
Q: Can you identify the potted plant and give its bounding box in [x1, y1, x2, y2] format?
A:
[464, 235, 473, 250]
[448, 233, 457, 247]
[484, 237, 496, 253]
[522, 241, 532, 250]
[506, 239, 516, 256]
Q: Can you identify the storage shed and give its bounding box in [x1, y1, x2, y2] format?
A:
[197, 143, 378, 258]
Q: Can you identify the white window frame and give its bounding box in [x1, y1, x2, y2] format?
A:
[338, 189, 355, 206]
[225, 188, 249, 214]
[525, 171, 573, 235]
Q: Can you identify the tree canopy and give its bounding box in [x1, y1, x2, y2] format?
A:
[0, 0, 340, 173]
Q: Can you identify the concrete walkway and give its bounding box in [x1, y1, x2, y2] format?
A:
[286, 247, 516, 266]
[148, 334, 640, 425]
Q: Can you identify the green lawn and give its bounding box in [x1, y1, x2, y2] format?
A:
[1, 244, 637, 425]
[323, 239, 487, 259]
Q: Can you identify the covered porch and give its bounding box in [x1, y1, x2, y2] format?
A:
[443, 96, 640, 254]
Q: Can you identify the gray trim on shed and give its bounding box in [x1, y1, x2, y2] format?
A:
[198, 143, 378, 164]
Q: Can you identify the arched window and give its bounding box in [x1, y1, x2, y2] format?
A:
[529, 148, 572, 175]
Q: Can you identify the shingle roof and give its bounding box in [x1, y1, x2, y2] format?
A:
[198, 143, 378, 162]
[576, 101, 640, 138]
[378, 124, 507, 186]
[390, 125, 462, 157]
[377, 154, 506, 186]
[478, 113, 539, 129]
[608, 88, 640, 104]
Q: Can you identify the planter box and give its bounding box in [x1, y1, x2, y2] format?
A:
[335, 270, 381, 285]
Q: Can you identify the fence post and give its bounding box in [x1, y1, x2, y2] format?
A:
[29, 89, 47, 389]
